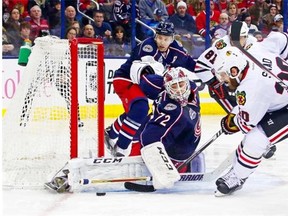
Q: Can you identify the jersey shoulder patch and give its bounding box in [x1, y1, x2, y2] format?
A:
[236, 90, 246, 106]
[214, 39, 227, 50]
[142, 44, 153, 53]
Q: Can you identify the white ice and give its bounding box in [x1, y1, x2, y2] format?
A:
[2, 116, 288, 216]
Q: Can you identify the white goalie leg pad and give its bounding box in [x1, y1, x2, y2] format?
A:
[190, 152, 206, 173]
[66, 156, 149, 192]
[141, 142, 180, 189]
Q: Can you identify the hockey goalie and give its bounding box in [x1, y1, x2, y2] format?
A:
[45, 64, 206, 193]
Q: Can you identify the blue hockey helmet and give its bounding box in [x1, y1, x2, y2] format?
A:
[155, 21, 175, 36]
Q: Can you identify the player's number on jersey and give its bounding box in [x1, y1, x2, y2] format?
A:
[154, 112, 170, 127]
[204, 50, 217, 64]
[275, 57, 288, 94]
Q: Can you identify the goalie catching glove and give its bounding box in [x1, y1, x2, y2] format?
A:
[130, 56, 165, 84]
[141, 142, 180, 189]
[221, 113, 240, 135]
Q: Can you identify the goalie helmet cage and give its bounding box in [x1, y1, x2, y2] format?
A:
[2, 36, 105, 189]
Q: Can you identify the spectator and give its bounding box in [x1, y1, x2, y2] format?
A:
[71, 21, 82, 37]
[272, 13, 285, 32]
[248, 0, 270, 27]
[65, 26, 78, 40]
[91, 10, 113, 42]
[27, 0, 51, 20]
[169, 1, 197, 36]
[231, 0, 255, 14]
[106, 25, 131, 56]
[112, 0, 141, 38]
[28, 5, 50, 42]
[242, 12, 259, 35]
[169, 1, 198, 54]
[4, 7, 22, 42]
[211, 12, 230, 42]
[273, 0, 283, 15]
[195, 0, 220, 37]
[227, 2, 241, 23]
[2, 27, 16, 56]
[82, 24, 96, 38]
[189, 0, 205, 16]
[214, 0, 229, 13]
[253, 30, 264, 41]
[7, 0, 30, 19]
[14, 21, 32, 54]
[138, 0, 169, 37]
[166, 0, 198, 18]
[49, 0, 61, 37]
[65, 6, 78, 29]
[260, 3, 278, 35]
[79, 0, 100, 26]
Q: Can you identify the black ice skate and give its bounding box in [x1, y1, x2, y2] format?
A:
[262, 144, 276, 159]
[215, 168, 246, 196]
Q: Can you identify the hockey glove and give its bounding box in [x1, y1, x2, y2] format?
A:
[221, 113, 240, 135]
[207, 77, 228, 99]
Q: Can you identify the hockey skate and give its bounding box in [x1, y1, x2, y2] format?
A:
[262, 144, 276, 159]
[44, 169, 70, 193]
[215, 168, 246, 196]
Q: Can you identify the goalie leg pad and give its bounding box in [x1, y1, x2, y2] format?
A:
[141, 142, 180, 189]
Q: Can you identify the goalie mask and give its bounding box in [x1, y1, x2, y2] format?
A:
[214, 47, 248, 83]
[164, 67, 190, 107]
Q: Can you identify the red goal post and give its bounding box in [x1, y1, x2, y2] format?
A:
[70, 38, 105, 158]
[3, 36, 105, 188]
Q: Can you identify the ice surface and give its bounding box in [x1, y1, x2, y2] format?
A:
[2, 116, 288, 216]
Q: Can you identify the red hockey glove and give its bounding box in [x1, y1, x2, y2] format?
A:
[221, 113, 240, 135]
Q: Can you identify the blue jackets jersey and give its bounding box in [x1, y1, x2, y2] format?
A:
[139, 80, 201, 161]
[114, 37, 196, 79]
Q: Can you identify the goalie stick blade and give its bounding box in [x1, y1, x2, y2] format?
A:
[124, 182, 156, 192]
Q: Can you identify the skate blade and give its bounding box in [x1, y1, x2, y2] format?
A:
[214, 190, 228, 197]
[44, 182, 58, 193]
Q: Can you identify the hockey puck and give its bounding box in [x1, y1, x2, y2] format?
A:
[96, 192, 106, 196]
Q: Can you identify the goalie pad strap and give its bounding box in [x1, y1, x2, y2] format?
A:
[141, 142, 180, 189]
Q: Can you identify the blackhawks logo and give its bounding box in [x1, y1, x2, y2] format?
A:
[236, 91, 246, 105]
[215, 39, 227, 50]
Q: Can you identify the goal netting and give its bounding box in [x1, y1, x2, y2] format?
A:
[2, 36, 105, 189]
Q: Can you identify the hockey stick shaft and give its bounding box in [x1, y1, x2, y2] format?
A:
[79, 177, 151, 185]
[177, 129, 223, 171]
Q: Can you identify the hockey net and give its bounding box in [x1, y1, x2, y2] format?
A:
[2, 36, 105, 189]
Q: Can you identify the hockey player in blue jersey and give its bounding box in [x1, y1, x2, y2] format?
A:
[105, 21, 197, 156]
[132, 67, 204, 189]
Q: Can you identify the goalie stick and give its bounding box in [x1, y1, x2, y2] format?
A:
[124, 151, 234, 192]
[230, 21, 288, 91]
[78, 152, 234, 189]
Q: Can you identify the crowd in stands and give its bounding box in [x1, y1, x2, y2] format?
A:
[2, 0, 287, 58]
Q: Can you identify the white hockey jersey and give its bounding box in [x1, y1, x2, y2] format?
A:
[195, 35, 257, 83]
[260, 31, 288, 61]
[232, 50, 288, 134]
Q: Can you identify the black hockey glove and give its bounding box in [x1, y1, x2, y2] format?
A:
[221, 113, 240, 135]
[207, 77, 228, 99]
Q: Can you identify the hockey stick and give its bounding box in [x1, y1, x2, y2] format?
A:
[124, 151, 234, 192]
[78, 151, 234, 187]
[177, 129, 223, 171]
[230, 22, 288, 90]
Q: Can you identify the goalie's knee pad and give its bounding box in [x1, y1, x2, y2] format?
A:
[189, 152, 206, 173]
[141, 142, 180, 189]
